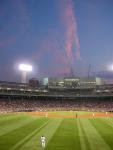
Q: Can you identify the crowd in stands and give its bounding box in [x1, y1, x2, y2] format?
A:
[0, 97, 113, 112]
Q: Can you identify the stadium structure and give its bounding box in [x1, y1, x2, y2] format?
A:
[0, 76, 113, 112]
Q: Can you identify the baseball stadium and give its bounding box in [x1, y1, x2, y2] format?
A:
[1, 76, 113, 150]
[1, 0, 113, 149]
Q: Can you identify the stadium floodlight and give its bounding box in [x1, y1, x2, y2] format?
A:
[19, 64, 32, 83]
[19, 64, 32, 72]
[111, 65, 113, 71]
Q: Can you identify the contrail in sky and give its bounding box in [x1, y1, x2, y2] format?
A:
[60, 0, 81, 63]
[30, 0, 81, 76]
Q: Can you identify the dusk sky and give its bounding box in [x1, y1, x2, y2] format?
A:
[0, 0, 113, 82]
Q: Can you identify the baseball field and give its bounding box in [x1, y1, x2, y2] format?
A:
[0, 111, 113, 150]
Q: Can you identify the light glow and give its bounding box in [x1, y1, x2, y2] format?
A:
[111, 65, 113, 71]
[19, 64, 32, 71]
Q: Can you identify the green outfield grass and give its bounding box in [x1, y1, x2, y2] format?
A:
[0, 111, 113, 150]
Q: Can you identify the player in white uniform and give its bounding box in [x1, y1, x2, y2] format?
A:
[40, 136, 46, 148]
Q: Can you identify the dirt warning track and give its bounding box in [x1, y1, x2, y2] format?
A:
[27, 112, 113, 119]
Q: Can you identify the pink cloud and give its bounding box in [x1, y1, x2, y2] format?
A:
[30, 0, 81, 76]
[60, 0, 81, 62]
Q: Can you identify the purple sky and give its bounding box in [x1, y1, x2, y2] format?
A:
[0, 0, 113, 82]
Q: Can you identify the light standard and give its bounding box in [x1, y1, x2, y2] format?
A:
[18, 64, 32, 83]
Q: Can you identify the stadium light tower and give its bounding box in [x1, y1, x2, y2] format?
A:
[19, 64, 32, 83]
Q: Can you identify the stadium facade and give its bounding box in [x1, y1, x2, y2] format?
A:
[43, 77, 104, 88]
[0, 76, 112, 97]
